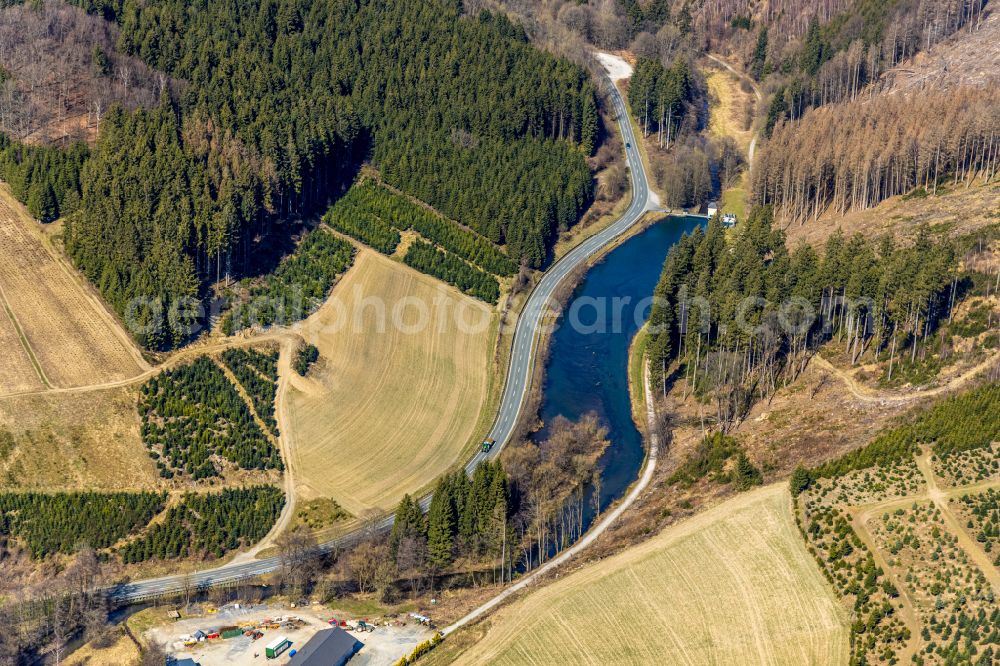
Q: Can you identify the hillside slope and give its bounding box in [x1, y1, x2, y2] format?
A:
[446, 485, 849, 666]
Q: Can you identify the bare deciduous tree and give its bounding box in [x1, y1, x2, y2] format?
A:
[277, 526, 321, 596]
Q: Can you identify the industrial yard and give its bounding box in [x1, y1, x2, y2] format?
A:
[143, 603, 434, 666]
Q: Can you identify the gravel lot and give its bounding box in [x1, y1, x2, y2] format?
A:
[147, 603, 433, 665]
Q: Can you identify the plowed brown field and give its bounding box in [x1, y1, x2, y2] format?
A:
[0, 185, 145, 392]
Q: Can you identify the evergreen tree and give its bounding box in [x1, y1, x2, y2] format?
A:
[732, 452, 763, 491]
[390, 494, 426, 560]
[427, 478, 455, 570]
[800, 17, 827, 76]
[764, 87, 789, 138]
[750, 26, 769, 80]
[676, 4, 692, 35]
[27, 181, 58, 223]
[790, 466, 813, 497]
[91, 44, 111, 76]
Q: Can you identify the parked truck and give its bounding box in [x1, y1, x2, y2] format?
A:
[265, 635, 291, 659]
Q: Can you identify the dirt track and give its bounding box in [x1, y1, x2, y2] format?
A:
[811, 352, 1000, 405]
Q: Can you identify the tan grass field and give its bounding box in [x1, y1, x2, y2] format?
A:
[451, 484, 850, 666]
[285, 249, 495, 515]
[0, 185, 145, 392]
[0, 386, 160, 491]
[65, 632, 140, 666]
[706, 68, 753, 156]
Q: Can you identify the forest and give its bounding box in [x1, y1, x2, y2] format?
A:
[689, 0, 996, 222]
[322, 195, 401, 255]
[138, 356, 282, 479]
[753, 1, 987, 124]
[403, 240, 501, 304]
[220, 347, 280, 437]
[223, 228, 354, 334]
[341, 414, 610, 598]
[0, 132, 87, 222]
[625, 55, 714, 208]
[645, 206, 960, 428]
[0, 491, 165, 558]
[754, 85, 1000, 223]
[391, 460, 511, 578]
[2, 0, 598, 350]
[327, 181, 518, 277]
[627, 57, 696, 149]
[0, 0, 163, 144]
[687, 0, 987, 126]
[119, 486, 284, 563]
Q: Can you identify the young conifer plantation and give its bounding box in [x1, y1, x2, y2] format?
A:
[118, 486, 285, 563]
[0, 492, 166, 558]
[138, 356, 282, 479]
[222, 229, 355, 335]
[220, 347, 280, 437]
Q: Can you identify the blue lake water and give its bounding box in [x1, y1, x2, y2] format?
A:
[537, 215, 704, 520]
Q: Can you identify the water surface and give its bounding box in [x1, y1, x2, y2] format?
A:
[538, 215, 704, 522]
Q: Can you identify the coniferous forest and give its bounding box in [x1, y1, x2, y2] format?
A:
[0, 491, 166, 558]
[390, 461, 511, 576]
[646, 206, 960, 428]
[220, 347, 280, 437]
[322, 179, 514, 303]
[223, 228, 354, 335]
[0, 485, 284, 562]
[325, 181, 518, 277]
[404, 240, 501, 304]
[627, 57, 697, 148]
[383, 414, 609, 586]
[322, 191, 402, 255]
[755, 86, 1000, 224]
[0, 134, 88, 222]
[119, 486, 284, 563]
[1, 0, 597, 349]
[139, 356, 282, 479]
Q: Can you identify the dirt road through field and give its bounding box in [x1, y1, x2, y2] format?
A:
[914, 449, 1000, 592]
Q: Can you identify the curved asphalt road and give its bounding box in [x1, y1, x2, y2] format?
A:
[109, 72, 653, 603]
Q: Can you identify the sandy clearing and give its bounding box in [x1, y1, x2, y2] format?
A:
[285, 250, 494, 515]
[0, 185, 145, 389]
[452, 484, 849, 666]
[596, 52, 633, 81]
